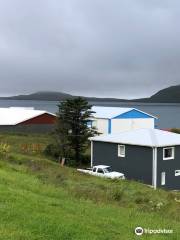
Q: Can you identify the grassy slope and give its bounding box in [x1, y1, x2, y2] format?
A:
[0, 133, 180, 239]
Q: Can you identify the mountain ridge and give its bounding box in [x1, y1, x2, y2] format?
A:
[0, 85, 180, 103]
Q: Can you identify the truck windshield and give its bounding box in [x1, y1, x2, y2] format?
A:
[103, 167, 112, 173]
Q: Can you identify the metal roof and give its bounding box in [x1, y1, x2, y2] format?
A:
[91, 106, 157, 119]
[0, 107, 55, 125]
[90, 128, 180, 147]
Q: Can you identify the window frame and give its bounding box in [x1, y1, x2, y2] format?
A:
[163, 147, 175, 160]
[97, 168, 104, 174]
[175, 170, 180, 177]
[118, 144, 125, 158]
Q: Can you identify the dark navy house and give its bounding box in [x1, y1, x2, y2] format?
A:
[90, 129, 180, 190]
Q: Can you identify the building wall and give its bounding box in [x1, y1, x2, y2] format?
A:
[19, 113, 56, 125]
[157, 146, 180, 190]
[111, 118, 154, 134]
[91, 117, 155, 135]
[92, 141, 153, 184]
[92, 118, 108, 134]
[0, 124, 55, 133]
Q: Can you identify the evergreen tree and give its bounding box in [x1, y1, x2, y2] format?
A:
[55, 97, 97, 165]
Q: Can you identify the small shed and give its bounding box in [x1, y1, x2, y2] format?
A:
[0, 107, 56, 133]
[90, 128, 180, 190]
[89, 106, 157, 134]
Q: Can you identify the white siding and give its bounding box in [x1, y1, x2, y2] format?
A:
[111, 118, 154, 134]
[92, 118, 108, 134]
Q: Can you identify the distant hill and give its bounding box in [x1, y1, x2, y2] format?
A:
[149, 85, 180, 103]
[1, 85, 180, 103]
[0, 91, 128, 102]
[131, 85, 180, 103]
[0, 91, 74, 101]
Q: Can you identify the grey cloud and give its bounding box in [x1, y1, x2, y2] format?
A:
[0, 0, 180, 98]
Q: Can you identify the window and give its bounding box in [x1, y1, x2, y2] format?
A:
[103, 167, 112, 173]
[175, 170, 180, 176]
[97, 168, 104, 174]
[118, 145, 125, 157]
[161, 172, 166, 185]
[87, 121, 92, 128]
[93, 167, 96, 172]
[163, 147, 174, 160]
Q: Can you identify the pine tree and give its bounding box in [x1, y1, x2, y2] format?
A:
[56, 97, 97, 165]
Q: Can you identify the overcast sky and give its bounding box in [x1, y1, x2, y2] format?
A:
[0, 0, 180, 98]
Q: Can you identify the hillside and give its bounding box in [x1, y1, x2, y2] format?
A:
[149, 85, 180, 103]
[0, 91, 127, 102]
[0, 91, 74, 101]
[0, 133, 180, 239]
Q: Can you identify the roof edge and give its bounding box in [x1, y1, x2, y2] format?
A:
[89, 138, 180, 148]
[112, 108, 158, 119]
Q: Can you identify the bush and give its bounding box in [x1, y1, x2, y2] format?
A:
[135, 196, 149, 204]
[44, 144, 76, 166]
[43, 144, 61, 161]
[80, 154, 91, 165]
[134, 191, 150, 204]
[44, 144, 77, 165]
[0, 143, 10, 158]
[44, 143, 91, 167]
[112, 189, 124, 201]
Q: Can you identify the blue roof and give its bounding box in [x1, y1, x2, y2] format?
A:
[91, 106, 157, 119]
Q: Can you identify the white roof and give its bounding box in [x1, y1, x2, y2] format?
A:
[90, 129, 180, 147]
[91, 106, 156, 119]
[0, 107, 55, 125]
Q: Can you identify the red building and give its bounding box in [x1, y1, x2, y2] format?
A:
[0, 107, 57, 133]
[19, 112, 56, 125]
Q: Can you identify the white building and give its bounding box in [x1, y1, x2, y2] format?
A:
[88, 106, 157, 134]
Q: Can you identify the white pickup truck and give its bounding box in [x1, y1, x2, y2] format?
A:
[77, 165, 125, 180]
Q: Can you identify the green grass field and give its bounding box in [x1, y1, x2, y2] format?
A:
[0, 133, 180, 239]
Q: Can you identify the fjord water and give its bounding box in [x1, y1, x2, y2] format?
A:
[0, 99, 179, 129]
